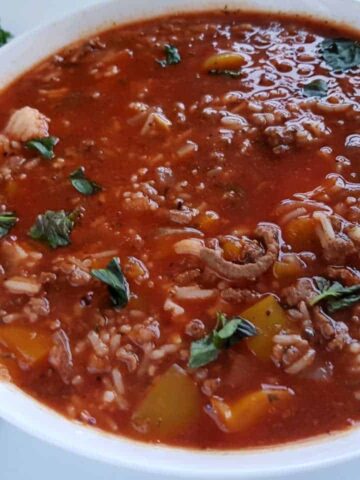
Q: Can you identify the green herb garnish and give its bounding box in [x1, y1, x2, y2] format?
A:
[303, 78, 328, 97]
[91, 257, 130, 309]
[320, 38, 360, 72]
[26, 136, 59, 160]
[0, 25, 12, 47]
[28, 209, 78, 248]
[208, 69, 242, 78]
[0, 212, 18, 238]
[188, 313, 257, 368]
[310, 276, 360, 312]
[157, 44, 181, 67]
[70, 167, 102, 196]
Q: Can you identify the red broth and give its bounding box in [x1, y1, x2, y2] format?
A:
[1, 11, 360, 449]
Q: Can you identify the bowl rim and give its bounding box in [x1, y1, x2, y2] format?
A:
[0, 380, 358, 479]
[1, 0, 360, 477]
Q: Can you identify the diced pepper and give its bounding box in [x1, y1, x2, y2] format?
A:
[196, 211, 219, 233]
[0, 325, 53, 366]
[125, 259, 145, 279]
[283, 217, 320, 252]
[242, 296, 288, 360]
[203, 51, 246, 72]
[132, 364, 201, 438]
[124, 256, 148, 282]
[273, 256, 304, 281]
[210, 387, 293, 433]
[222, 239, 242, 262]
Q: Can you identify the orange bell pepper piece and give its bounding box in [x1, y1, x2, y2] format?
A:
[0, 325, 53, 366]
[210, 387, 293, 433]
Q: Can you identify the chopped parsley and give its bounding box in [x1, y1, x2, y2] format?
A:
[310, 276, 360, 312]
[70, 167, 102, 196]
[188, 313, 257, 369]
[303, 78, 328, 97]
[320, 38, 360, 72]
[0, 25, 12, 47]
[0, 212, 18, 238]
[28, 209, 78, 249]
[26, 136, 59, 160]
[157, 44, 181, 67]
[91, 257, 130, 309]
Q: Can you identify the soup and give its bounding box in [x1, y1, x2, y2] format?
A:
[1, 10, 360, 449]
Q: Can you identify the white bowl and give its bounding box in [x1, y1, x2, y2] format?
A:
[1, 0, 360, 477]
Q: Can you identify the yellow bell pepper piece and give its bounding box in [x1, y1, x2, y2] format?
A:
[132, 364, 201, 438]
[0, 325, 53, 366]
[211, 388, 293, 433]
[242, 296, 288, 360]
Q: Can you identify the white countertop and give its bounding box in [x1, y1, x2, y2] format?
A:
[1, 1, 359, 478]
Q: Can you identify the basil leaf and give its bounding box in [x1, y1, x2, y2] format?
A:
[157, 44, 181, 67]
[0, 26, 12, 47]
[188, 335, 219, 369]
[0, 212, 18, 238]
[26, 136, 59, 159]
[91, 257, 130, 309]
[208, 69, 242, 78]
[310, 276, 360, 312]
[328, 293, 360, 313]
[320, 38, 360, 72]
[310, 277, 344, 304]
[29, 209, 78, 248]
[188, 313, 257, 369]
[312, 276, 332, 294]
[213, 315, 258, 349]
[70, 167, 102, 196]
[303, 79, 328, 97]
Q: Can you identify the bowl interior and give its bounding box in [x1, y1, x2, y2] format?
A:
[1, 0, 360, 477]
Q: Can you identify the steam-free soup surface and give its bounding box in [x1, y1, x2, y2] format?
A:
[1, 11, 360, 449]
